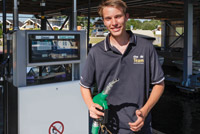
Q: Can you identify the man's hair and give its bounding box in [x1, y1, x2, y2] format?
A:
[98, 0, 127, 17]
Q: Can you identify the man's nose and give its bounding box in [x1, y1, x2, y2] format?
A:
[111, 18, 117, 25]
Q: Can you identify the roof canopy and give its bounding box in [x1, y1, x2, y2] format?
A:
[0, 0, 200, 20]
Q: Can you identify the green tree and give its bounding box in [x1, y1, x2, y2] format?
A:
[141, 20, 161, 30]
[77, 16, 87, 27]
[126, 19, 161, 30]
[126, 19, 142, 30]
[77, 16, 96, 30]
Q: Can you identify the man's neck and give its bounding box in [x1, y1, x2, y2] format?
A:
[110, 31, 129, 47]
[109, 31, 130, 54]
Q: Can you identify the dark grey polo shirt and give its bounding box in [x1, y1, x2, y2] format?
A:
[80, 31, 164, 134]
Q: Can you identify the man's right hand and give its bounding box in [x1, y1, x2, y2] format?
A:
[89, 103, 105, 119]
[80, 86, 105, 119]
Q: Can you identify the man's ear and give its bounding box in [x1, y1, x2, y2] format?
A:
[125, 13, 129, 21]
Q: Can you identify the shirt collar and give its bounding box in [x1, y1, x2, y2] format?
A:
[104, 30, 137, 52]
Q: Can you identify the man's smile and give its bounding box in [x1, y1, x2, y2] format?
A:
[110, 26, 122, 32]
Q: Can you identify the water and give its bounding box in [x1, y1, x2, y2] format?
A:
[152, 85, 200, 134]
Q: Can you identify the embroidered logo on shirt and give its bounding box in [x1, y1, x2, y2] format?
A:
[133, 55, 144, 64]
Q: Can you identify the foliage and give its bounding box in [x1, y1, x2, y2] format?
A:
[126, 19, 142, 30]
[126, 19, 161, 30]
[77, 16, 95, 28]
[141, 20, 161, 30]
[53, 16, 94, 29]
[77, 16, 87, 27]
[53, 27, 59, 30]
[27, 28, 40, 30]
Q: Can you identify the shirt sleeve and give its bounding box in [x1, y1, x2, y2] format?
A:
[150, 46, 165, 85]
[80, 51, 95, 89]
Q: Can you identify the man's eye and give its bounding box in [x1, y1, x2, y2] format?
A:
[105, 18, 111, 21]
[116, 15, 122, 19]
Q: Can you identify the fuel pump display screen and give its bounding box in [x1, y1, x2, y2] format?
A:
[29, 34, 80, 63]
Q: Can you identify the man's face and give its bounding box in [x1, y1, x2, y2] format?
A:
[102, 6, 129, 37]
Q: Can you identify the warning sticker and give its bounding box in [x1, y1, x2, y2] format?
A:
[49, 121, 64, 134]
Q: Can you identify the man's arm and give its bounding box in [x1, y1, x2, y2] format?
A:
[129, 81, 165, 132]
[80, 86, 104, 119]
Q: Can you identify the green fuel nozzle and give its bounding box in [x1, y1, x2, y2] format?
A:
[91, 79, 119, 134]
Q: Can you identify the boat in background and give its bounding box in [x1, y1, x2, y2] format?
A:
[159, 56, 164, 66]
[172, 60, 200, 74]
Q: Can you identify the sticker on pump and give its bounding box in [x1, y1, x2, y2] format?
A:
[49, 121, 64, 134]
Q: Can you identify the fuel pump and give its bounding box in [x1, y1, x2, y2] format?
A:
[92, 79, 119, 134]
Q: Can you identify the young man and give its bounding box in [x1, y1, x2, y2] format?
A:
[80, 0, 165, 133]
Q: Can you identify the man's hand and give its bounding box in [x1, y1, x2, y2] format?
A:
[89, 103, 105, 119]
[128, 109, 145, 132]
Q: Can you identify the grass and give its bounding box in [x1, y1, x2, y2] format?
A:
[89, 37, 106, 44]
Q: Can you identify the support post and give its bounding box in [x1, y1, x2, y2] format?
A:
[69, 13, 73, 31]
[183, 0, 193, 87]
[87, 0, 91, 53]
[2, 1, 7, 133]
[2, 0, 6, 59]
[40, 0, 46, 30]
[197, 19, 200, 51]
[13, 0, 19, 30]
[161, 20, 168, 50]
[41, 11, 46, 30]
[73, 0, 77, 30]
